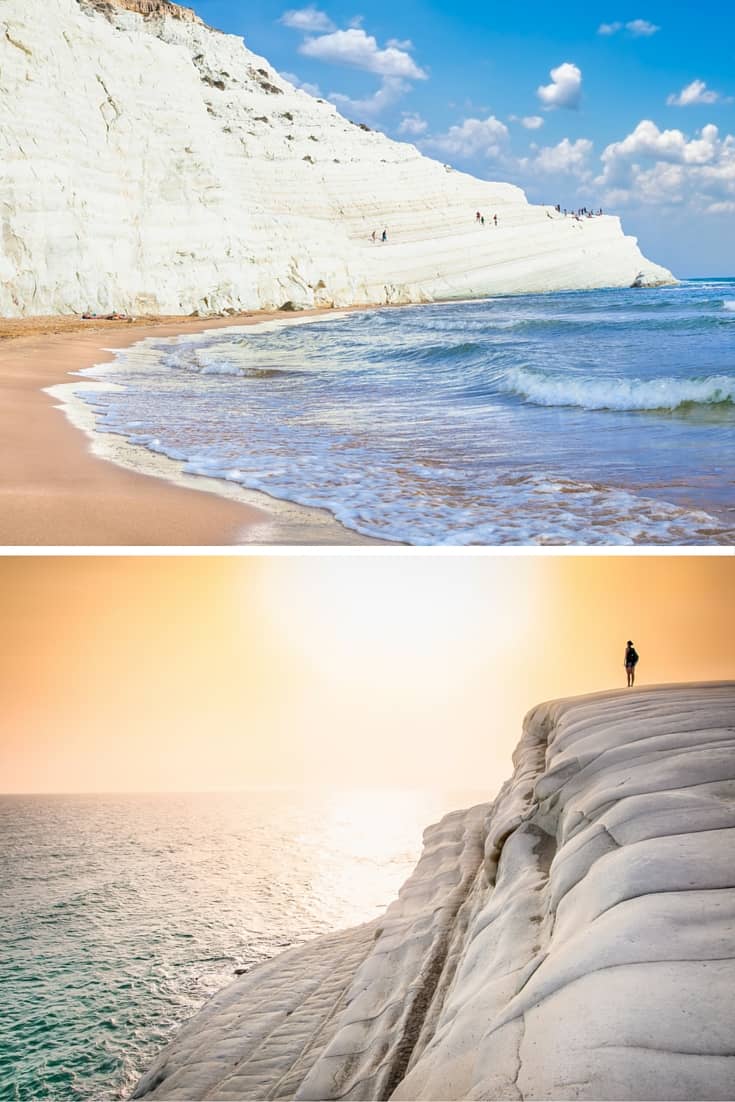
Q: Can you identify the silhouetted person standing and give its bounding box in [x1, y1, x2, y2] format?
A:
[624, 640, 639, 687]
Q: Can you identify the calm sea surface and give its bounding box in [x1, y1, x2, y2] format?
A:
[0, 790, 484, 1102]
[77, 280, 735, 545]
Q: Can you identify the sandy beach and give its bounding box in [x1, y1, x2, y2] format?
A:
[0, 310, 377, 546]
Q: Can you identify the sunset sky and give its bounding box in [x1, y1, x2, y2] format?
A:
[1, 554, 732, 794]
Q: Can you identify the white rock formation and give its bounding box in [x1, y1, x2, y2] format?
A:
[133, 682, 735, 1101]
[0, 0, 673, 317]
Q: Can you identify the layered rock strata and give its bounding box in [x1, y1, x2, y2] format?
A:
[134, 682, 735, 1101]
[1, 0, 673, 317]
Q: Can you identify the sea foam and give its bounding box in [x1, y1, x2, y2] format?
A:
[503, 368, 735, 411]
[72, 283, 735, 546]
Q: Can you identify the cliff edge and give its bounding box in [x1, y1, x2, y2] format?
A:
[1, 0, 674, 317]
[133, 682, 735, 1101]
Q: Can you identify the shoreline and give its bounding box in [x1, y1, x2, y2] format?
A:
[2, 290, 731, 548]
[0, 309, 385, 547]
[131, 683, 735, 1102]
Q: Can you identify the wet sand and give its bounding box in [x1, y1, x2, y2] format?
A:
[0, 310, 379, 546]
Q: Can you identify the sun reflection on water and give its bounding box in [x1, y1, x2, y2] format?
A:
[1, 788, 488, 1101]
[294, 787, 486, 927]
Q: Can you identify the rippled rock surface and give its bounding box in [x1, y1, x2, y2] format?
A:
[134, 682, 735, 1101]
[1, 0, 672, 317]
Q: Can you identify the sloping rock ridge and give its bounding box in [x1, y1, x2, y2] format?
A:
[1, 0, 674, 317]
[134, 682, 735, 1101]
[79, 0, 204, 24]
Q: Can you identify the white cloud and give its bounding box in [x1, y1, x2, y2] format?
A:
[596, 119, 735, 211]
[422, 115, 509, 159]
[398, 112, 428, 136]
[282, 13, 427, 121]
[407, 108, 734, 225]
[329, 76, 409, 119]
[525, 137, 594, 176]
[626, 18, 660, 36]
[627, 161, 687, 204]
[601, 119, 722, 172]
[520, 115, 544, 129]
[667, 80, 722, 107]
[299, 27, 427, 80]
[598, 18, 660, 36]
[279, 6, 335, 32]
[537, 62, 582, 110]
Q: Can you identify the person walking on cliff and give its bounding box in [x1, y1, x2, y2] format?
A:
[382, 229, 388, 243]
[624, 640, 639, 687]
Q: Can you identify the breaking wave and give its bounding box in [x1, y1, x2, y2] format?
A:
[502, 369, 735, 411]
[73, 280, 735, 546]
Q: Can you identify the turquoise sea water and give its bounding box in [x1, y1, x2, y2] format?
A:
[78, 280, 735, 544]
[0, 790, 482, 1102]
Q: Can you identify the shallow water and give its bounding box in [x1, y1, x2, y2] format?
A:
[1, 789, 483, 1101]
[77, 280, 735, 544]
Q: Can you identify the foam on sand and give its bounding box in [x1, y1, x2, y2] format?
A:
[1, 0, 673, 318]
[62, 298, 732, 546]
[42, 311, 381, 545]
[133, 682, 735, 1101]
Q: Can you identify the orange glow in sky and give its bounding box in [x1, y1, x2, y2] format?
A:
[1, 555, 732, 793]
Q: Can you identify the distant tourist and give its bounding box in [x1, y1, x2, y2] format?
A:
[624, 640, 639, 687]
[382, 229, 387, 243]
[371, 230, 376, 243]
[481, 215, 485, 225]
[476, 210, 481, 222]
[493, 213, 498, 227]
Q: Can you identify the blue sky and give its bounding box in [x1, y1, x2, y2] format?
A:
[193, 0, 734, 275]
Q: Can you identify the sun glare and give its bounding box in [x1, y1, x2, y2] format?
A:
[294, 788, 483, 927]
[261, 557, 540, 671]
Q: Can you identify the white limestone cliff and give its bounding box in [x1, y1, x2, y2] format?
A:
[0, 0, 674, 318]
[133, 682, 735, 1101]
